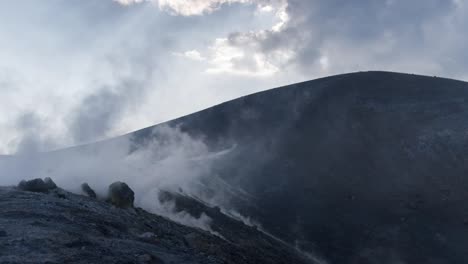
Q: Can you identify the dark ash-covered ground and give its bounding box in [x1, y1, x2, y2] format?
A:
[0, 186, 312, 264]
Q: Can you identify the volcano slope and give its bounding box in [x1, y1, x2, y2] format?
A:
[3, 71, 468, 263]
[129, 71, 468, 263]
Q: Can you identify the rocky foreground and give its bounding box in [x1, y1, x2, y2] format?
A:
[0, 184, 313, 264]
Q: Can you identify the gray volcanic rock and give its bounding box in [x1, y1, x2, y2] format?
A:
[81, 183, 97, 199]
[17, 178, 57, 193]
[108, 181, 135, 208]
[0, 186, 312, 264]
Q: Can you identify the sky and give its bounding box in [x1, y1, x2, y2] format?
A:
[0, 0, 467, 154]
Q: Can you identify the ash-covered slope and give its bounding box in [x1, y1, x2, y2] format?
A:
[128, 71, 468, 263]
[0, 186, 311, 264]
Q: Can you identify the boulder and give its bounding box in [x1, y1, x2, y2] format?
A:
[18, 178, 57, 193]
[44, 177, 57, 189]
[108, 181, 135, 208]
[81, 183, 97, 198]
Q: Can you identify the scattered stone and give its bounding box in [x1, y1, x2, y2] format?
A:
[18, 178, 57, 193]
[138, 232, 158, 243]
[108, 181, 135, 208]
[81, 183, 97, 198]
[139, 232, 157, 239]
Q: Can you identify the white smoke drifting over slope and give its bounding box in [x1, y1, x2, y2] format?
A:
[0, 125, 239, 233]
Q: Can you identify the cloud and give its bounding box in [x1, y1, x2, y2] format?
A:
[113, 0, 293, 77]
[221, 0, 467, 78]
[169, 0, 292, 76]
[114, 0, 256, 16]
[173, 50, 206, 61]
[114, 0, 146, 5]
[208, 0, 464, 77]
[205, 35, 292, 76]
[163, 0, 468, 79]
[110, 0, 468, 80]
[158, 0, 252, 16]
[207, 2, 292, 77]
[280, 0, 460, 74]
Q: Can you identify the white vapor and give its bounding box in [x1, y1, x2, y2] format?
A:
[0, 125, 238, 234]
[0, 0, 287, 154]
